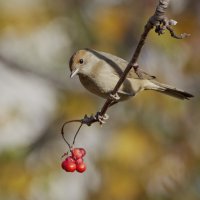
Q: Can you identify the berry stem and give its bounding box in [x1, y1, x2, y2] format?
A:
[72, 123, 83, 147]
[61, 120, 83, 150]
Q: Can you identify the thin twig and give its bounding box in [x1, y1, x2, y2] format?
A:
[72, 123, 83, 146]
[166, 26, 191, 39]
[61, 120, 82, 149]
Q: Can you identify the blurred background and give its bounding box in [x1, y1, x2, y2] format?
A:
[0, 0, 199, 199]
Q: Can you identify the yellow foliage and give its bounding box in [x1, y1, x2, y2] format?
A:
[108, 125, 160, 169]
[0, 5, 53, 34]
[93, 7, 127, 41]
[101, 169, 140, 200]
[58, 93, 97, 119]
[0, 161, 32, 198]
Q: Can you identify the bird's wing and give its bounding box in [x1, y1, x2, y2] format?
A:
[97, 50, 156, 80]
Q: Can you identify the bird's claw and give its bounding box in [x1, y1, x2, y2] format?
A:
[109, 93, 120, 101]
[94, 112, 109, 125]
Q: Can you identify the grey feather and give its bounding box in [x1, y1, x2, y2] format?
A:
[149, 81, 194, 100]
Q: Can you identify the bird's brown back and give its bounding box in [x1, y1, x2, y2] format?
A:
[86, 49, 155, 80]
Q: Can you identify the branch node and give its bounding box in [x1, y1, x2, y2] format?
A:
[169, 19, 178, 26]
[154, 17, 168, 35]
[82, 114, 97, 126]
[153, 17, 190, 40]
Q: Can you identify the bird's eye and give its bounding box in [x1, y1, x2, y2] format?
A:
[79, 59, 83, 64]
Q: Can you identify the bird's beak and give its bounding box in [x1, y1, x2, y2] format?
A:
[70, 68, 79, 78]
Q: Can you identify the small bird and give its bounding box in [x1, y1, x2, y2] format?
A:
[69, 48, 193, 103]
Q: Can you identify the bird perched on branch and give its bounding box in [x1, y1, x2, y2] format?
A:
[69, 48, 193, 103]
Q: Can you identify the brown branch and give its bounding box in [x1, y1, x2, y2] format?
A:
[62, 0, 190, 139]
[83, 0, 172, 125]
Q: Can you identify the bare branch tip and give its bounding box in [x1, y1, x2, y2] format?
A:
[166, 26, 191, 39]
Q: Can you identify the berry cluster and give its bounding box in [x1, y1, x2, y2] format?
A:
[61, 148, 86, 173]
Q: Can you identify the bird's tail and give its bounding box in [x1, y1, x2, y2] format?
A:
[145, 80, 194, 100]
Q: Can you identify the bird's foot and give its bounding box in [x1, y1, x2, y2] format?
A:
[109, 93, 120, 101]
[82, 114, 96, 126]
[94, 112, 109, 125]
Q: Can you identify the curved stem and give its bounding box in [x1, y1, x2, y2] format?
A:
[72, 123, 83, 147]
[61, 120, 82, 149]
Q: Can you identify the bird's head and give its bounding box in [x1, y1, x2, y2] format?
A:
[69, 49, 96, 78]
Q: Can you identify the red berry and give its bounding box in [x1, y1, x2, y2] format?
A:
[76, 162, 86, 173]
[61, 159, 76, 172]
[76, 158, 84, 165]
[79, 148, 86, 157]
[71, 148, 83, 160]
[65, 156, 75, 163]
